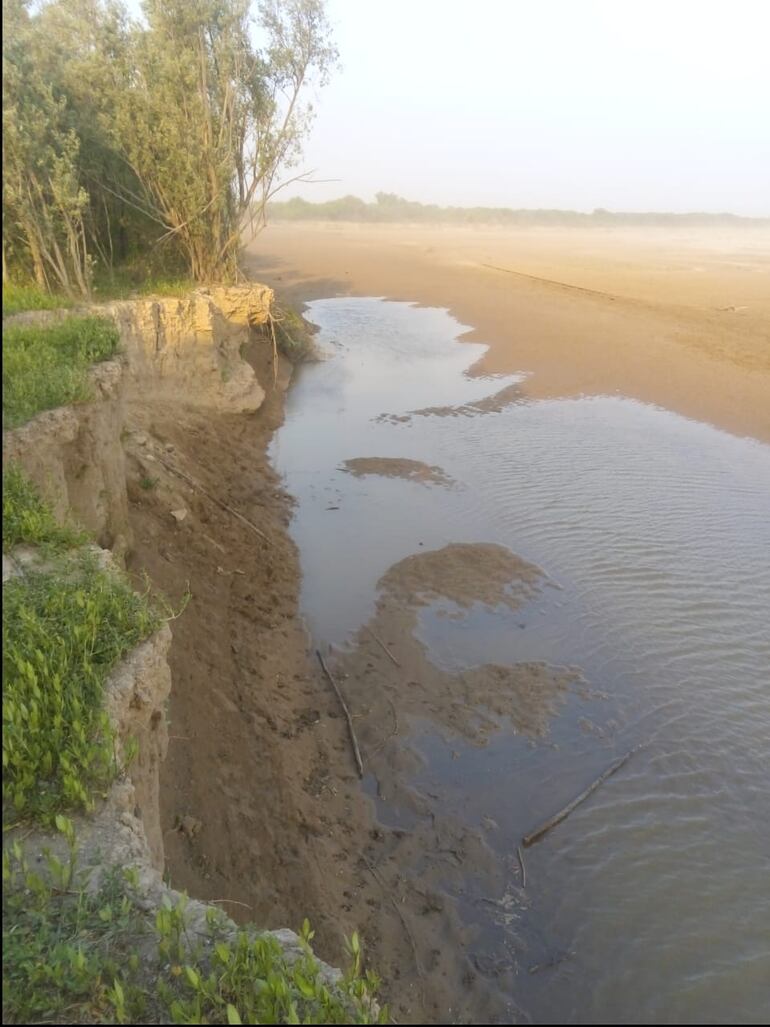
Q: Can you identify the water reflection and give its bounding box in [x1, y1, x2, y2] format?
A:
[271, 297, 770, 1024]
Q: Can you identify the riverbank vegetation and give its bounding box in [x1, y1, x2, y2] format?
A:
[3, 0, 337, 297]
[3, 474, 384, 1023]
[2, 315, 120, 428]
[3, 470, 159, 822]
[4, 840, 384, 1025]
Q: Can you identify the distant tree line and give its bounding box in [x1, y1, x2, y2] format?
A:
[268, 193, 769, 228]
[2, 0, 336, 297]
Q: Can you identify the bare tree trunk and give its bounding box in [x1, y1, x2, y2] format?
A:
[22, 219, 49, 290]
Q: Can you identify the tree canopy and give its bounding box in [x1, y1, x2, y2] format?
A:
[2, 0, 337, 294]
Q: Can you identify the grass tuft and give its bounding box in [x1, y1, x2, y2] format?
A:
[2, 315, 120, 428]
[3, 466, 86, 553]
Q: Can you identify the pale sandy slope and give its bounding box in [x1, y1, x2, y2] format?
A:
[247, 222, 770, 442]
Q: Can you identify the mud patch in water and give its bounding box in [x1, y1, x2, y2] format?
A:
[333, 542, 579, 746]
[321, 542, 581, 1022]
[376, 380, 526, 424]
[341, 456, 454, 487]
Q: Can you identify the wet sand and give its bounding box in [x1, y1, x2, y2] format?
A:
[246, 222, 770, 442]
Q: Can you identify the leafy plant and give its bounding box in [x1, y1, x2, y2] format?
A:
[150, 902, 386, 1025]
[3, 831, 385, 1025]
[3, 832, 151, 1025]
[271, 305, 316, 363]
[4, 0, 339, 290]
[3, 552, 160, 822]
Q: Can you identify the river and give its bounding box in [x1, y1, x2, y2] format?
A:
[270, 296, 770, 1024]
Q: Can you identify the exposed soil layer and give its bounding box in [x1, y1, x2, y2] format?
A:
[124, 344, 377, 949]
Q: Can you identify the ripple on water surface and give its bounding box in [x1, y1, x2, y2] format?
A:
[270, 296, 770, 1024]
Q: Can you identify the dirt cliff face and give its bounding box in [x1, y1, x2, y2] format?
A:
[2, 360, 131, 557]
[3, 284, 354, 997]
[2, 285, 277, 867]
[107, 285, 273, 414]
[102, 623, 173, 870]
[2, 286, 274, 561]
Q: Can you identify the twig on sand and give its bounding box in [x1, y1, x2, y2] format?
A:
[365, 625, 401, 667]
[156, 455, 270, 545]
[316, 650, 364, 778]
[362, 855, 423, 978]
[522, 747, 638, 848]
[517, 844, 527, 888]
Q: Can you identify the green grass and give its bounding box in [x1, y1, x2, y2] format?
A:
[2, 282, 73, 318]
[2, 271, 194, 318]
[2, 315, 120, 428]
[3, 828, 385, 1025]
[3, 465, 86, 553]
[92, 265, 195, 302]
[3, 553, 160, 822]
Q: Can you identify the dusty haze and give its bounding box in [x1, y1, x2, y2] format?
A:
[284, 0, 770, 216]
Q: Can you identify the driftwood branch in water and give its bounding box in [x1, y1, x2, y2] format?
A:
[156, 456, 270, 545]
[522, 748, 637, 848]
[316, 649, 364, 778]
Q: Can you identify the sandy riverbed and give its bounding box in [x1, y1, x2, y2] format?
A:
[246, 222, 770, 442]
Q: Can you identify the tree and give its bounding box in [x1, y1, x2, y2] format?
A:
[109, 0, 337, 281]
[2, 0, 337, 290]
[3, 0, 93, 296]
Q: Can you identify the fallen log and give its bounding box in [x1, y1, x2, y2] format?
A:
[522, 748, 637, 848]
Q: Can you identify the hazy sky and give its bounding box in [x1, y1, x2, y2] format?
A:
[283, 0, 770, 215]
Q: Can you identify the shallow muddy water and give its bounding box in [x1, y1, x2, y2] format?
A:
[271, 297, 770, 1024]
